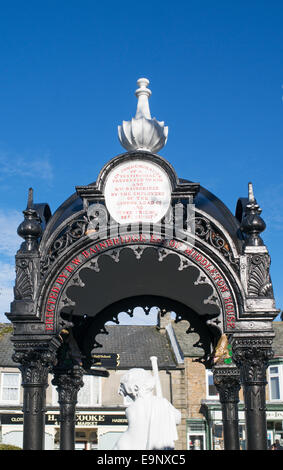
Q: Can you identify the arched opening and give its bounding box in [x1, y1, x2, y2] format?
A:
[56, 245, 223, 369]
[63, 296, 218, 367]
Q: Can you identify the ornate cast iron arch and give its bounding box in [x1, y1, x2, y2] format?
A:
[38, 237, 242, 341]
[36, 194, 245, 340]
[39, 204, 241, 281]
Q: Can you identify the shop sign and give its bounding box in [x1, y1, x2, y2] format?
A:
[0, 413, 127, 427]
[0, 414, 24, 425]
[266, 411, 283, 419]
[77, 413, 127, 426]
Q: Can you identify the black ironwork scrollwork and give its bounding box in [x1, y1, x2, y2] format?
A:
[193, 215, 239, 272]
[247, 254, 273, 298]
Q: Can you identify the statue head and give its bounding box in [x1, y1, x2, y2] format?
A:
[119, 368, 155, 404]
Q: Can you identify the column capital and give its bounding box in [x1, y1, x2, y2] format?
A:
[212, 364, 241, 450]
[213, 365, 241, 403]
[231, 335, 272, 449]
[13, 340, 60, 386]
[52, 366, 84, 448]
[52, 366, 84, 404]
[14, 341, 60, 449]
[231, 335, 274, 384]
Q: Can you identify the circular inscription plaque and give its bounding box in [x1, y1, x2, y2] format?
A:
[104, 160, 172, 223]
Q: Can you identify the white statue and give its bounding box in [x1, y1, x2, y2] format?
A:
[113, 357, 181, 450]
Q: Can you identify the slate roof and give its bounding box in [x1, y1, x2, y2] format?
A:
[271, 322, 283, 358]
[0, 324, 17, 367]
[94, 325, 177, 369]
[0, 323, 177, 370]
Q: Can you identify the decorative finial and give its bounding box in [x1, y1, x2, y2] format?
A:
[248, 182, 255, 203]
[17, 188, 42, 251]
[118, 78, 168, 153]
[27, 187, 34, 209]
[135, 78, 152, 119]
[240, 182, 266, 247]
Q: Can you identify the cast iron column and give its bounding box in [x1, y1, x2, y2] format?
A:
[14, 349, 54, 450]
[213, 365, 241, 450]
[232, 336, 273, 450]
[52, 366, 84, 450]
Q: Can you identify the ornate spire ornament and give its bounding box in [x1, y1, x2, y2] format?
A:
[118, 78, 168, 153]
[17, 188, 42, 251]
[240, 182, 266, 247]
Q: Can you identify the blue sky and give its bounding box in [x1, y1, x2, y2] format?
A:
[0, 0, 282, 322]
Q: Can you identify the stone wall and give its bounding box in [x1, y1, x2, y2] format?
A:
[184, 357, 206, 419]
[170, 367, 187, 450]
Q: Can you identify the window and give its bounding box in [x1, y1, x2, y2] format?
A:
[206, 370, 218, 399]
[52, 375, 101, 407]
[1, 373, 21, 404]
[187, 420, 206, 450]
[77, 376, 101, 407]
[268, 365, 282, 401]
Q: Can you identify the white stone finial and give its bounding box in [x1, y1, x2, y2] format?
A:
[118, 78, 168, 154]
[135, 78, 152, 119]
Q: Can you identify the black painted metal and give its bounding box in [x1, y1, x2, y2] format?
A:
[78, 295, 216, 368]
[10, 338, 60, 450]
[244, 383, 268, 450]
[22, 383, 46, 450]
[240, 192, 266, 247]
[213, 365, 241, 450]
[16, 351, 51, 449]
[52, 366, 84, 450]
[232, 336, 274, 450]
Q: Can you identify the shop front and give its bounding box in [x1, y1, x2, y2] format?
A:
[201, 403, 283, 450]
[0, 411, 127, 450]
[266, 408, 283, 448]
[186, 415, 246, 451]
[207, 407, 246, 450]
